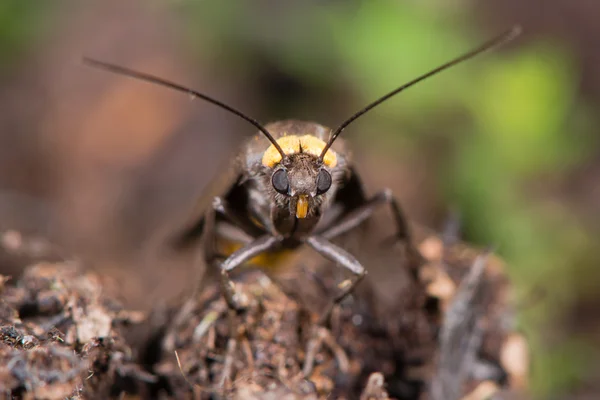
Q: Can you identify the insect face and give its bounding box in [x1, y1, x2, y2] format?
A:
[271, 153, 335, 220]
[238, 122, 349, 236]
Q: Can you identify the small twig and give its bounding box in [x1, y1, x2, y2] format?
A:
[174, 350, 195, 390]
[175, 350, 222, 398]
[302, 326, 324, 378]
[303, 325, 349, 377]
[192, 310, 222, 342]
[321, 327, 350, 374]
[219, 338, 238, 389]
[240, 336, 254, 374]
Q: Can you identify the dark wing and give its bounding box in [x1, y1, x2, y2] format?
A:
[168, 161, 243, 250]
[331, 166, 369, 216]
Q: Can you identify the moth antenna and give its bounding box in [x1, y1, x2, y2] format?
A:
[319, 25, 522, 161]
[82, 57, 287, 160]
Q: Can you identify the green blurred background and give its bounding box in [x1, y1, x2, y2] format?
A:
[0, 0, 598, 398]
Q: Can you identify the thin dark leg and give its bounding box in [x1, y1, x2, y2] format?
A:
[306, 236, 366, 322]
[200, 200, 280, 389]
[209, 197, 278, 304]
[215, 223, 253, 245]
[219, 234, 281, 310]
[302, 235, 366, 376]
[216, 235, 281, 389]
[203, 197, 254, 276]
[321, 188, 410, 243]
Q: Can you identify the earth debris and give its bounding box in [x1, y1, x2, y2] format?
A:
[0, 230, 150, 399]
[0, 229, 529, 399]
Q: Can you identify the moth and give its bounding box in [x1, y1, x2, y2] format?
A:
[83, 27, 520, 368]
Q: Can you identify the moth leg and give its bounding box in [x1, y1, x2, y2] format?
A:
[321, 188, 410, 243]
[215, 234, 282, 388]
[200, 200, 277, 389]
[202, 197, 254, 277]
[219, 234, 281, 310]
[302, 235, 366, 377]
[193, 198, 219, 291]
[170, 200, 240, 357]
[306, 235, 366, 322]
[194, 198, 236, 391]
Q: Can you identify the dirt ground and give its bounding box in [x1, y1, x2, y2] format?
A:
[0, 226, 528, 400]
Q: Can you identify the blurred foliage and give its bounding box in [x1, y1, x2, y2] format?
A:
[0, 0, 50, 73]
[2, 0, 599, 398]
[453, 45, 599, 395]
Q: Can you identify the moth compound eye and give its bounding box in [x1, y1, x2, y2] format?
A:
[316, 169, 332, 195]
[272, 169, 290, 195]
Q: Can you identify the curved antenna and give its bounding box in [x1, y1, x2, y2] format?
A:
[319, 25, 522, 161]
[82, 57, 287, 160]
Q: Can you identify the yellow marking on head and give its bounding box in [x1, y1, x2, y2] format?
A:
[296, 195, 308, 219]
[261, 134, 337, 168]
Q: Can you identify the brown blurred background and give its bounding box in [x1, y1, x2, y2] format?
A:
[0, 1, 599, 398]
